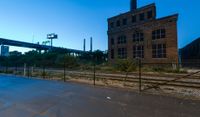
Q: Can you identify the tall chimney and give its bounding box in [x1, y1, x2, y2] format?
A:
[130, 0, 137, 11]
[83, 39, 86, 52]
[90, 37, 93, 52]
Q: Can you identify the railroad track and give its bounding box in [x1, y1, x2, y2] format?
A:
[2, 68, 200, 90]
[67, 71, 200, 89]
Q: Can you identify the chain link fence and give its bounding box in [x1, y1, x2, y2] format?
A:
[0, 60, 200, 94]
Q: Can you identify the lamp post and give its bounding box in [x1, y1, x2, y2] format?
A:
[47, 33, 58, 49]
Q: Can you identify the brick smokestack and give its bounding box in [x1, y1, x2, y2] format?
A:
[90, 37, 93, 52]
[130, 0, 137, 11]
[83, 39, 86, 52]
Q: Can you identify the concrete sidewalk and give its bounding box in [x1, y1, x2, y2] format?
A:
[0, 75, 199, 117]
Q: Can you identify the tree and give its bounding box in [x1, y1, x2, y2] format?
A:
[93, 50, 107, 64]
[56, 55, 78, 69]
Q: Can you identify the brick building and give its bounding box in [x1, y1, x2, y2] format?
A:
[180, 38, 200, 64]
[107, 0, 178, 63]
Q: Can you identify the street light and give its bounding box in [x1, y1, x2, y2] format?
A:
[47, 33, 58, 48]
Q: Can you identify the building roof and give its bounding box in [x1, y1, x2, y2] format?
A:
[108, 3, 155, 20]
[156, 14, 179, 21]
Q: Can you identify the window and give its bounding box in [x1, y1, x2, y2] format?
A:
[133, 32, 144, 42]
[152, 44, 166, 58]
[152, 29, 166, 40]
[133, 45, 144, 58]
[147, 11, 153, 19]
[117, 35, 127, 44]
[139, 13, 145, 21]
[111, 38, 114, 45]
[110, 22, 114, 28]
[118, 48, 127, 59]
[123, 18, 127, 25]
[161, 29, 166, 38]
[132, 15, 136, 23]
[111, 49, 114, 59]
[116, 20, 121, 27]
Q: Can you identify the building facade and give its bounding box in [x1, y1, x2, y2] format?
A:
[107, 0, 178, 63]
[0, 45, 9, 56]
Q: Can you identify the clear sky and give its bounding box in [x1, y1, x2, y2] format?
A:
[0, 0, 199, 52]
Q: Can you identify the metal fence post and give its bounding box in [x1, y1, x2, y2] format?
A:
[31, 66, 34, 77]
[15, 64, 18, 75]
[93, 63, 96, 86]
[27, 65, 30, 78]
[5, 64, 8, 74]
[43, 66, 46, 79]
[64, 62, 66, 82]
[139, 59, 142, 92]
[24, 63, 26, 76]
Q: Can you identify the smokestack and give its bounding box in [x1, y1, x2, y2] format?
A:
[90, 37, 93, 52]
[83, 39, 86, 52]
[130, 0, 137, 11]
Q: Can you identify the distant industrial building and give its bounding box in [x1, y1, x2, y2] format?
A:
[180, 38, 200, 63]
[107, 0, 178, 63]
[0, 45, 9, 56]
[9, 51, 22, 56]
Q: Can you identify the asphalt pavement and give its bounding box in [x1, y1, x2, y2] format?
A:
[0, 75, 199, 117]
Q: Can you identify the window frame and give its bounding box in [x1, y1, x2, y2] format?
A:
[152, 44, 167, 58]
[152, 29, 166, 40]
[132, 15, 137, 23]
[117, 35, 127, 44]
[147, 10, 153, 19]
[111, 49, 114, 59]
[133, 45, 144, 58]
[118, 48, 127, 59]
[110, 22, 114, 28]
[116, 20, 121, 27]
[123, 18, 127, 25]
[111, 38, 114, 45]
[139, 13, 145, 21]
[133, 32, 144, 42]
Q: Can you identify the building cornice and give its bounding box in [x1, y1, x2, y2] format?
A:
[108, 3, 156, 21]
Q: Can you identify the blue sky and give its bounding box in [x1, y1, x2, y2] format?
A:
[0, 0, 199, 52]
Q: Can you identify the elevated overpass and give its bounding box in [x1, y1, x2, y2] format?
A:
[0, 38, 85, 54]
